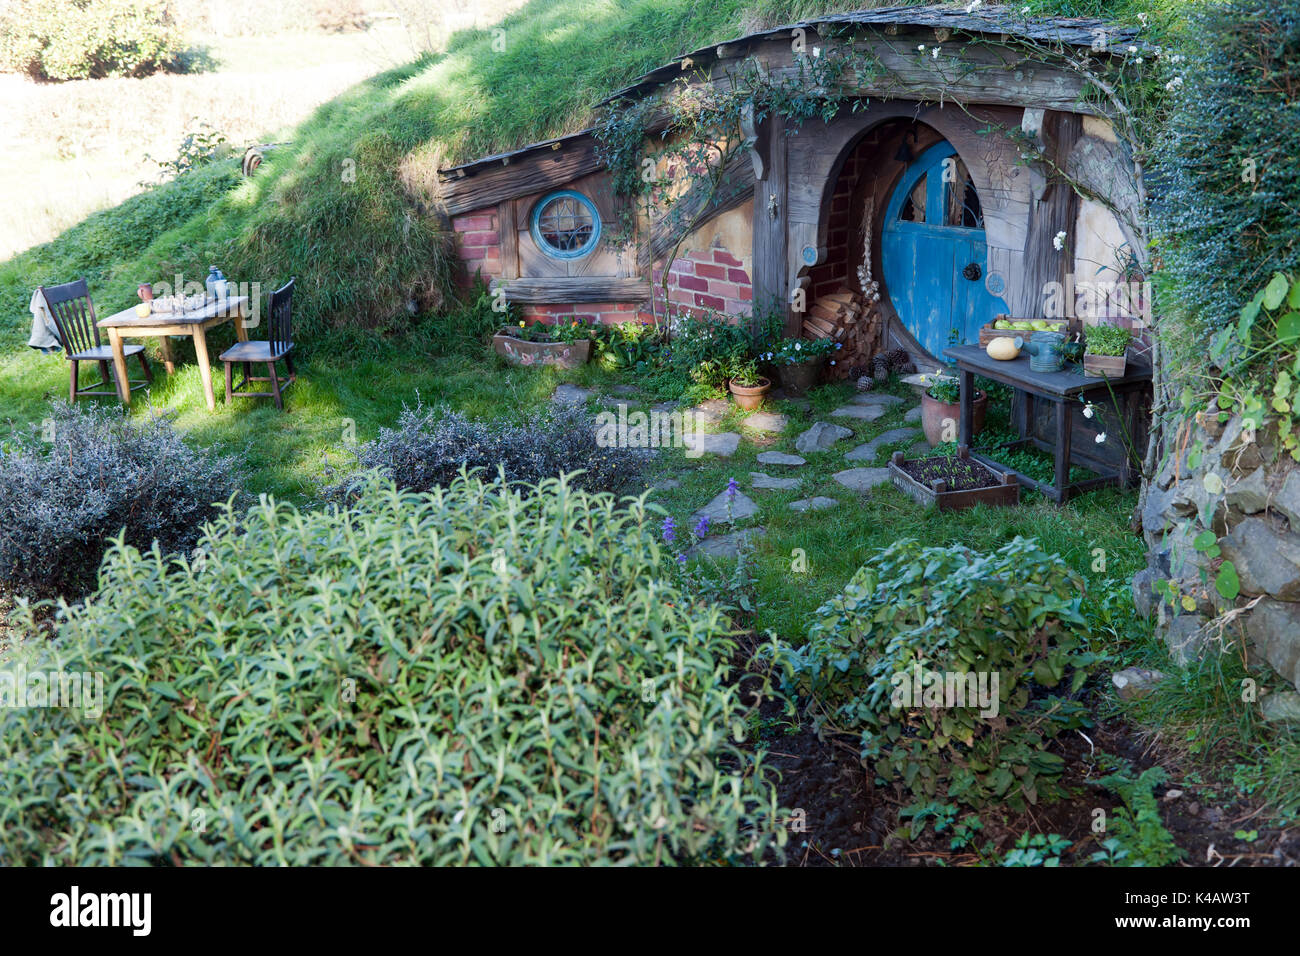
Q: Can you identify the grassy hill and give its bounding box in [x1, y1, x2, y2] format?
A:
[0, 0, 877, 353]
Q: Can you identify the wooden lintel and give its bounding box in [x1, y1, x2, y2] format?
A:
[441, 139, 603, 216]
[490, 276, 651, 304]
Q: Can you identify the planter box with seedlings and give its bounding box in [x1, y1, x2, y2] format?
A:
[493, 320, 591, 369]
[1082, 322, 1132, 378]
[889, 446, 1020, 511]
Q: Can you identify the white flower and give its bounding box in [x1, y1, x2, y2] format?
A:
[1165, 76, 1183, 91]
[1082, 404, 1094, 419]
[812, 46, 821, 57]
[1135, 57, 1143, 65]
[1053, 230, 1067, 251]
[1095, 432, 1107, 444]
[1021, 5, 1030, 12]
[918, 43, 926, 51]
[1127, 45, 1138, 54]
[1138, 13, 1148, 24]
[965, 0, 982, 12]
[793, 341, 802, 351]
[932, 46, 942, 58]
[829, 360, 836, 366]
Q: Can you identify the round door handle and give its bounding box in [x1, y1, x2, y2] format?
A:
[962, 263, 982, 281]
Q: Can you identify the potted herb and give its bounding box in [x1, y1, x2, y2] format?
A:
[764, 337, 838, 395]
[493, 318, 592, 369]
[1082, 322, 1132, 377]
[726, 356, 771, 410]
[919, 375, 986, 446]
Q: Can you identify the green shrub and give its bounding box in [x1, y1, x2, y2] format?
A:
[0, 474, 782, 864]
[775, 538, 1099, 810]
[1083, 323, 1133, 357]
[1152, 0, 1300, 342]
[0, 402, 243, 601]
[0, 0, 184, 81]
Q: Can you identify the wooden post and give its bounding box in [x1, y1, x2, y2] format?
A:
[752, 114, 789, 339]
[958, 369, 975, 446]
[1014, 111, 1082, 318]
[1054, 398, 1073, 500]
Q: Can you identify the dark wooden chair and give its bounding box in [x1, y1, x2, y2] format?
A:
[220, 277, 296, 410]
[40, 278, 151, 402]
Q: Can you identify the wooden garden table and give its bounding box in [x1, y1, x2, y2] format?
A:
[97, 296, 249, 411]
[942, 344, 1152, 503]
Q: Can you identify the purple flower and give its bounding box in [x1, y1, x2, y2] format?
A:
[662, 515, 677, 543]
[726, 477, 739, 501]
[677, 553, 687, 565]
[694, 516, 710, 537]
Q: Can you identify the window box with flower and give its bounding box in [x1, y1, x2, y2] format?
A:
[1082, 322, 1132, 378]
[493, 317, 593, 369]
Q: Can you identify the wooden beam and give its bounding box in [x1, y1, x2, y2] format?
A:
[491, 276, 651, 304]
[441, 139, 603, 216]
[498, 199, 518, 279]
[752, 113, 791, 336]
[1012, 110, 1082, 316]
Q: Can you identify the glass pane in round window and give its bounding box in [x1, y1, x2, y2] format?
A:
[534, 192, 598, 256]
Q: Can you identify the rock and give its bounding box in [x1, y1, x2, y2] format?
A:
[850, 392, 904, 406]
[794, 422, 853, 454]
[1154, 444, 1194, 490]
[743, 410, 787, 433]
[691, 488, 760, 524]
[1111, 667, 1168, 701]
[651, 401, 679, 415]
[651, 477, 681, 491]
[683, 432, 741, 458]
[756, 451, 807, 467]
[684, 527, 765, 559]
[1141, 482, 1180, 535]
[903, 406, 923, 424]
[610, 384, 639, 396]
[1131, 568, 1158, 619]
[1275, 469, 1300, 527]
[789, 496, 839, 512]
[1220, 517, 1300, 600]
[750, 471, 801, 490]
[1215, 415, 1265, 475]
[551, 384, 593, 405]
[690, 399, 731, 426]
[1244, 599, 1300, 691]
[830, 404, 887, 422]
[1161, 614, 1209, 667]
[845, 427, 922, 463]
[832, 467, 892, 492]
[1225, 466, 1269, 514]
[1261, 690, 1300, 722]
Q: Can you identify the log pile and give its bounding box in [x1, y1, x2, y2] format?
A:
[801, 286, 883, 379]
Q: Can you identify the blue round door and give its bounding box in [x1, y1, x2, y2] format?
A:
[881, 140, 1007, 361]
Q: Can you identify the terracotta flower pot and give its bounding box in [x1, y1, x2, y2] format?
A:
[728, 376, 771, 411]
[780, 359, 823, 396]
[920, 389, 986, 446]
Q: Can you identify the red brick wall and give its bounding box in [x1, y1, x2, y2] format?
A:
[451, 209, 501, 287]
[651, 246, 753, 321]
[806, 147, 866, 301]
[520, 303, 646, 325]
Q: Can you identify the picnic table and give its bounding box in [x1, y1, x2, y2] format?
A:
[97, 296, 249, 411]
[942, 344, 1152, 503]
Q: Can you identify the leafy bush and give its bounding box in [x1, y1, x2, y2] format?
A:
[1084, 323, 1133, 357]
[1091, 764, 1185, 866]
[0, 402, 243, 601]
[775, 538, 1099, 810]
[0, 474, 783, 864]
[1152, 0, 1300, 341]
[0, 0, 184, 81]
[330, 402, 643, 499]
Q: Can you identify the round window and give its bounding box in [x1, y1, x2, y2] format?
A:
[530, 190, 601, 259]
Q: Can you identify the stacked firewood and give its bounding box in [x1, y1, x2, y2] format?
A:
[801, 287, 883, 380]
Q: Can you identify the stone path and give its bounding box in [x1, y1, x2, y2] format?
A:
[690, 399, 730, 426]
[845, 427, 921, 463]
[691, 488, 760, 524]
[832, 467, 892, 492]
[551, 384, 593, 405]
[789, 496, 839, 512]
[750, 472, 801, 490]
[830, 404, 887, 422]
[757, 451, 806, 466]
[683, 432, 741, 457]
[743, 410, 787, 433]
[904, 406, 923, 424]
[794, 422, 853, 453]
[850, 392, 904, 406]
[685, 527, 765, 559]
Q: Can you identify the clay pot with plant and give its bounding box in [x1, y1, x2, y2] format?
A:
[920, 376, 986, 446]
[727, 356, 771, 410]
[766, 337, 837, 396]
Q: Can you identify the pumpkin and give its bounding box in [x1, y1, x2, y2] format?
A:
[986, 336, 1021, 361]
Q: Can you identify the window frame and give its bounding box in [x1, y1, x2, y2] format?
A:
[529, 189, 602, 260]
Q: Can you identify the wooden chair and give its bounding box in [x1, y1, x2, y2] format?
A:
[40, 278, 151, 402]
[220, 277, 296, 410]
